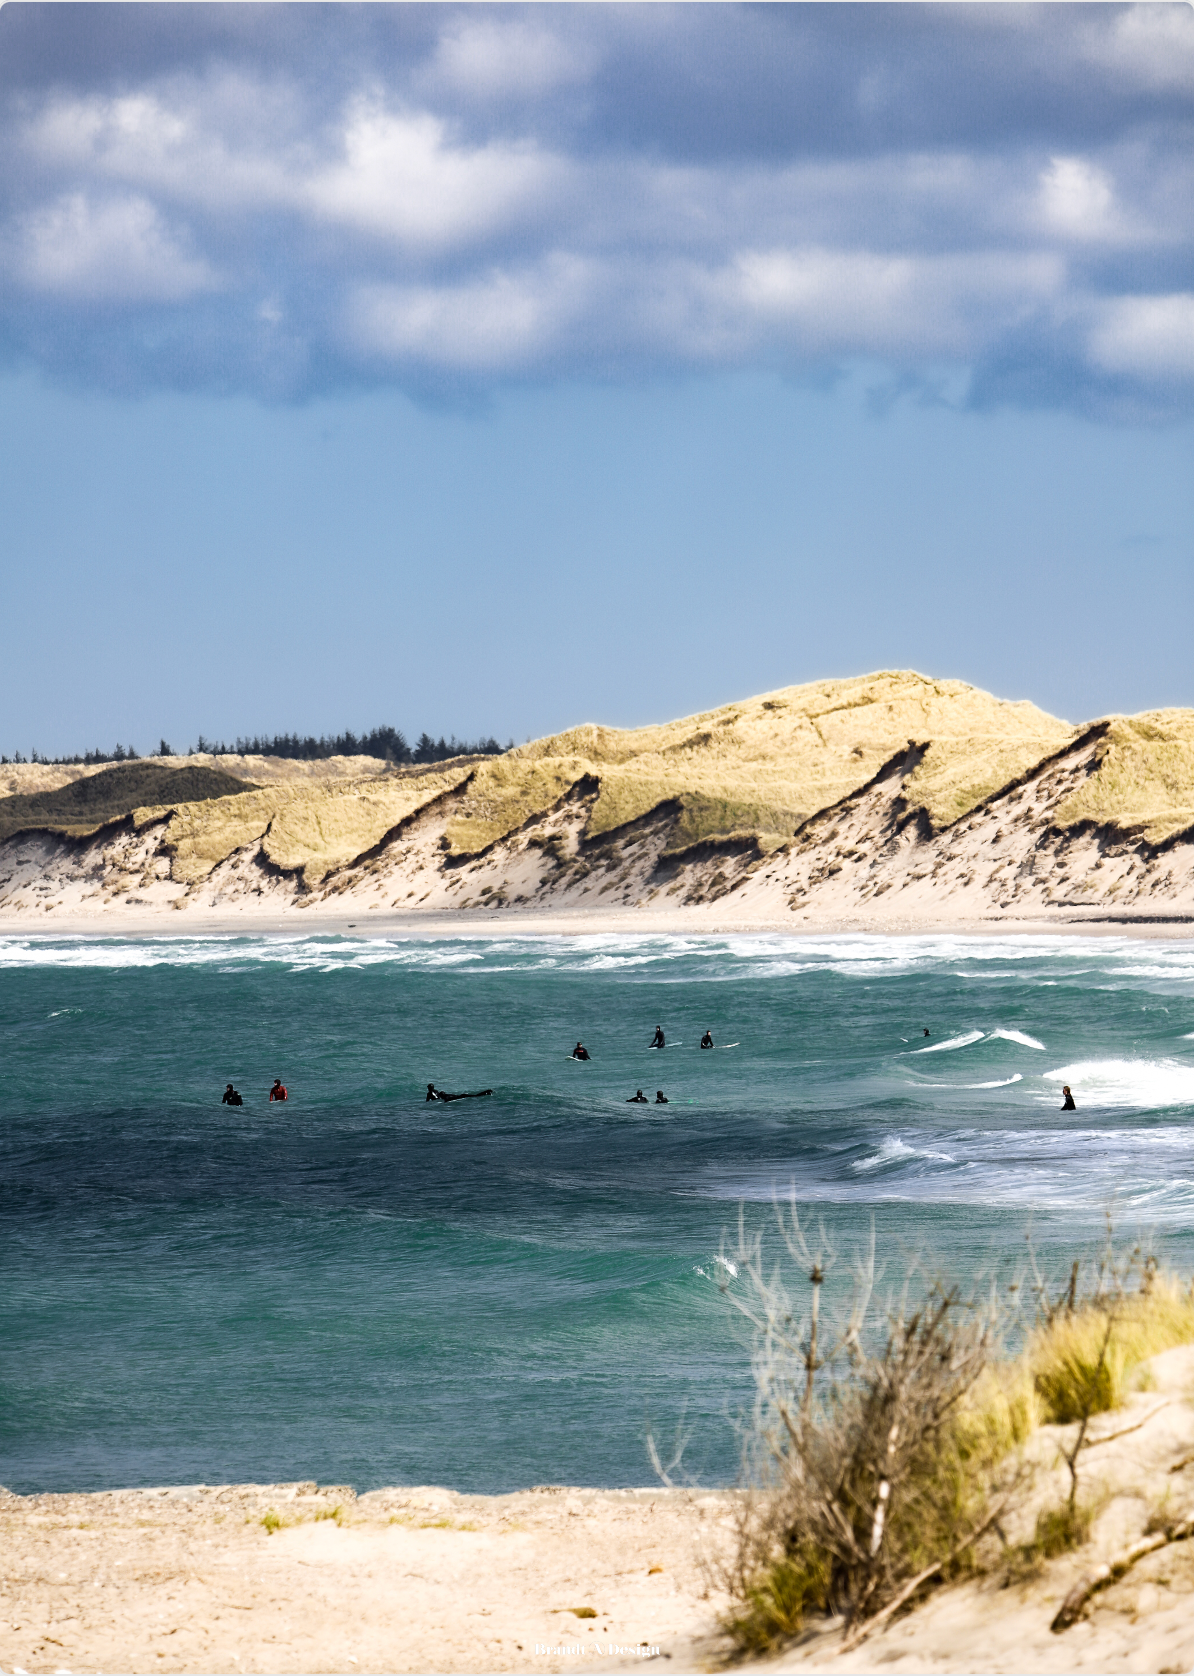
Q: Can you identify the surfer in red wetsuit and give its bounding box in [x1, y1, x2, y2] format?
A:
[269, 1079, 288, 1102]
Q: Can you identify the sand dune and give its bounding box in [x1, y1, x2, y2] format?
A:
[2, 672, 1192, 932]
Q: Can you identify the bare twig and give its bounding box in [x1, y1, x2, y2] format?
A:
[1051, 1510, 1194, 1632]
[1082, 1402, 1170, 1450]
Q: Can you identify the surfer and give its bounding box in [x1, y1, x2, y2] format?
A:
[627, 1089, 648, 1103]
[655, 1090, 668, 1104]
[268, 1079, 288, 1102]
[427, 1084, 492, 1102]
[1061, 1085, 1076, 1111]
[221, 1083, 243, 1106]
[923, 1028, 931, 1038]
[700, 1030, 714, 1049]
[571, 1043, 591, 1060]
[650, 1025, 666, 1049]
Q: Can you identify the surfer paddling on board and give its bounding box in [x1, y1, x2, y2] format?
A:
[1061, 1085, 1076, 1111]
[627, 1089, 648, 1103]
[427, 1083, 493, 1102]
[222, 1083, 243, 1106]
[269, 1079, 287, 1102]
[650, 1025, 666, 1049]
[570, 1043, 591, 1060]
[700, 1030, 714, 1050]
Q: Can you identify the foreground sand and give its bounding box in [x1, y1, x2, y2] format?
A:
[4, 1348, 1194, 1676]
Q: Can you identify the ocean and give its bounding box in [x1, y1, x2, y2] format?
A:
[2, 931, 1193, 1498]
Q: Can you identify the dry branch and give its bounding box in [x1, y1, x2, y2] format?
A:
[1050, 1509, 1194, 1632]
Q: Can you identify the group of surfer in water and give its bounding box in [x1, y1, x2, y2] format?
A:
[220, 1079, 285, 1106]
[221, 1026, 1078, 1111]
[565, 1023, 723, 1104]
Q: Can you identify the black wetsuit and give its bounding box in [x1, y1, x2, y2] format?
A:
[627, 1091, 648, 1103]
[651, 1028, 665, 1049]
[1061, 1090, 1076, 1111]
[429, 1087, 493, 1102]
[655, 1092, 668, 1104]
[221, 1087, 243, 1106]
[700, 1032, 713, 1050]
[571, 1046, 591, 1060]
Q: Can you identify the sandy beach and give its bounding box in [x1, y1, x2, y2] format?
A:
[4, 1346, 1194, 1676]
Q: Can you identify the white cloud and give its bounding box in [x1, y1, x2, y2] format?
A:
[1089, 293, 1194, 379]
[11, 192, 215, 300]
[304, 101, 561, 249]
[1079, 4, 1194, 92]
[730, 248, 1064, 358]
[1037, 156, 1116, 239]
[429, 19, 594, 100]
[26, 87, 563, 255]
[24, 87, 295, 214]
[349, 256, 591, 369]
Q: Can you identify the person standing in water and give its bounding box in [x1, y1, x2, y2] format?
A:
[700, 1030, 714, 1050]
[650, 1025, 666, 1049]
[269, 1079, 287, 1102]
[1061, 1085, 1076, 1111]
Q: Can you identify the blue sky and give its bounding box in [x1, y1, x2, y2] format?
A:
[1, 2, 1192, 756]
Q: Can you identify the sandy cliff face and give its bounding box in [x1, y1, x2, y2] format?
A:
[1, 673, 1192, 929]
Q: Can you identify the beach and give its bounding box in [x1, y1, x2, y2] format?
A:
[3, 1345, 1194, 1674]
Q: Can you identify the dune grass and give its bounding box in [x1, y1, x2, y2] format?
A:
[721, 1230, 1194, 1659]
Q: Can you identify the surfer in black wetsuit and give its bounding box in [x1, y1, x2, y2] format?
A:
[700, 1030, 714, 1050]
[428, 1083, 493, 1102]
[571, 1043, 591, 1060]
[651, 1025, 665, 1049]
[627, 1089, 648, 1103]
[923, 1028, 931, 1037]
[1061, 1085, 1076, 1111]
[222, 1083, 243, 1106]
[655, 1090, 668, 1104]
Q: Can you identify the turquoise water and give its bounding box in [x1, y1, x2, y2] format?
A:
[2, 932, 1193, 1497]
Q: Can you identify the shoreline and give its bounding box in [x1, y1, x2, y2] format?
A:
[4, 904, 1194, 941]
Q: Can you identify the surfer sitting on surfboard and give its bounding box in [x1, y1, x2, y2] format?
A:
[700, 1031, 713, 1049]
[627, 1089, 648, 1103]
[269, 1079, 288, 1101]
[655, 1090, 668, 1104]
[222, 1083, 243, 1106]
[650, 1025, 665, 1049]
[570, 1043, 591, 1060]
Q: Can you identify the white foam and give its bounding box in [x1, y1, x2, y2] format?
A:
[1042, 1059, 1194, 1109]
[911, 1030, 984, 1054]
[853, 1136, 956, 1172]
[913, 1075, 1023, 1090]
[988, 1028, 1045, 1050]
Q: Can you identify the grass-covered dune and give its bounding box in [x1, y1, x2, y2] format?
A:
[0, 762, 256, 843]
[3, 670, 1194, 905]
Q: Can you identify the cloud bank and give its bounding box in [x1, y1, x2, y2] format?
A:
[1, 2, 1192, 414]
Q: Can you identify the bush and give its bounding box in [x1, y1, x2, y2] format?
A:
[720, 1210, 1023, 1650]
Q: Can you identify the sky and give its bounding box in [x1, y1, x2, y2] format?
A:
[1, 2, 1192, 758]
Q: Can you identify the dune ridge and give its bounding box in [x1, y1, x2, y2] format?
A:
[1, 672, 1192, 929]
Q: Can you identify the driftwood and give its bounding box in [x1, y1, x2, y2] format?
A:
[1050, 1509, 1194, 1632]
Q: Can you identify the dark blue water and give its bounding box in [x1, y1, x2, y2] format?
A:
[2, 932, 1193, 1496]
